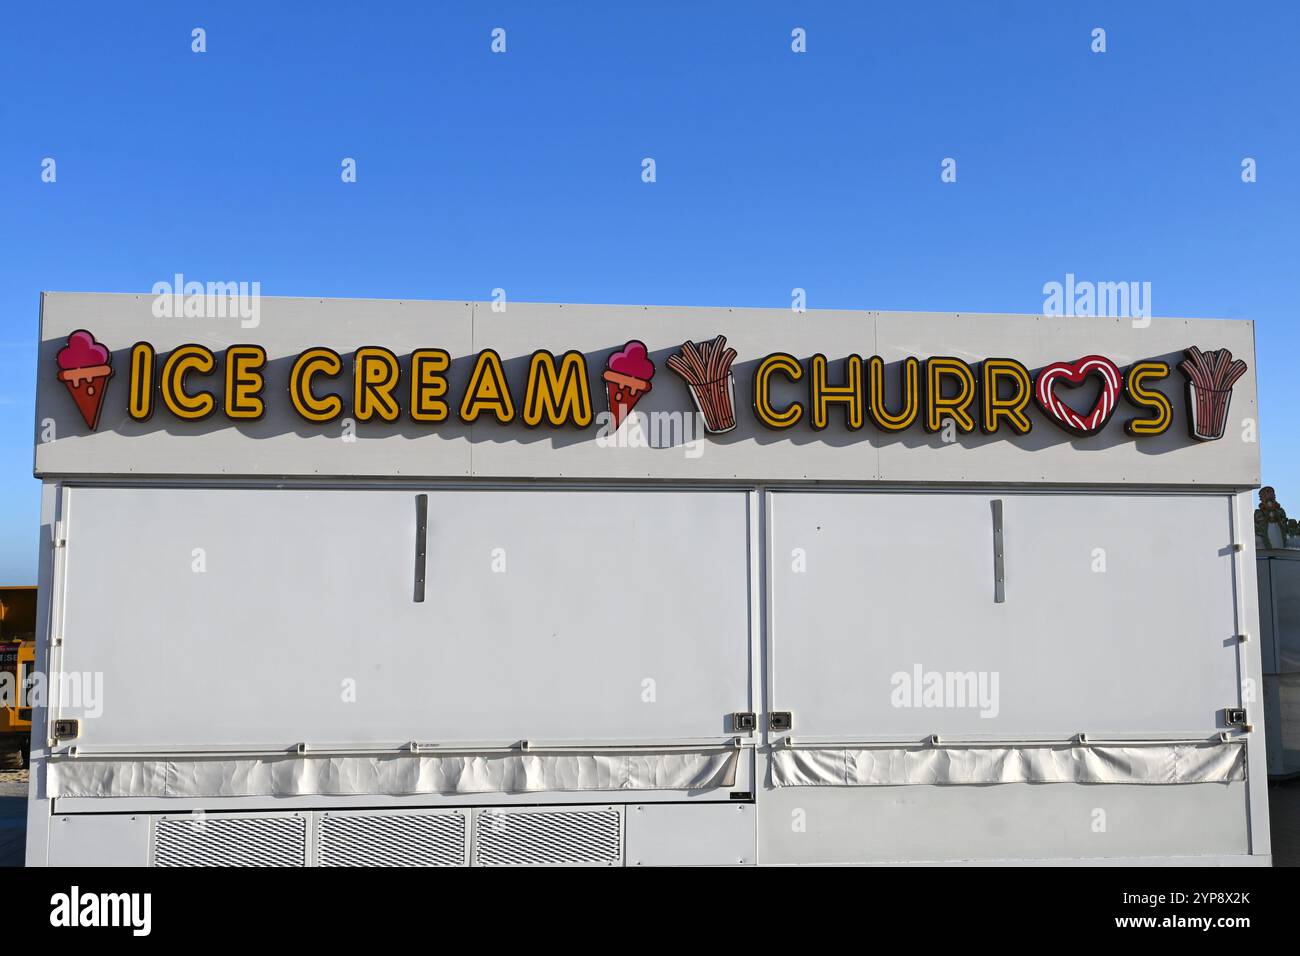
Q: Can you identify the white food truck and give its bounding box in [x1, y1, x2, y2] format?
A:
[26, 293, 1270, 865]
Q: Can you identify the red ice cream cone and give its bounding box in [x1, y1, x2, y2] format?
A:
[603, 369, 652, 429]
[58, 364, 114, 431]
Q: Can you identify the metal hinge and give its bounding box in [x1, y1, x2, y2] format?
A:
[769, 711, 793, 733]
[730, 712, 756, 733]
[52, 718, 80, 741]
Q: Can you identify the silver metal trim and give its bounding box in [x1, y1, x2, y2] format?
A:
[413, 493, 428, 602]
[49, 477, 1255, 495]
[771, 732, 1241, 749]
[991, 498, 1005, 603]
[45, 737, 750, 761]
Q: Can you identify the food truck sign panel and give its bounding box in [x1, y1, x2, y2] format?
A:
[34, 294, 1260, 487]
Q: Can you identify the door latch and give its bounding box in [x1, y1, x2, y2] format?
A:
[731, 712, 756, 733]
[52, 718, 80, 741]
[1224, 707, 1251, 732]
[769, 711, 793, 733]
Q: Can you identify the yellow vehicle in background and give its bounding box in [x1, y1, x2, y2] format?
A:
[0, 586, 36, 769]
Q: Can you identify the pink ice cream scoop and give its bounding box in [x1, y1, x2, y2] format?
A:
[602, 340, 656, 429]
[607, 340, 655, 382]
[57, 329, 111, 369]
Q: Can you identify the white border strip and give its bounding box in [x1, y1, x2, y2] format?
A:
[771, 742, 1245, 787]
[47, 750, 739, 799]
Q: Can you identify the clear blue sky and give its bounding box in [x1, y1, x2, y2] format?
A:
[1, 2, 1296, 581]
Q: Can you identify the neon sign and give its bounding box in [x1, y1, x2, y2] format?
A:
[54, 331, 1244, 444]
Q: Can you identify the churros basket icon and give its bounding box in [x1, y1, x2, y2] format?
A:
[1177, 346, 1247, 442]
[667, 335, 738, 434]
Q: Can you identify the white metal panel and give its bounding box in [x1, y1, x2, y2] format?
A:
[757, 776, 1251, 864]
[58, 487, 750, 749]
[625, 802, 755, 865]
[48, 812, 151, 866]
[769, 492, 1240, 737]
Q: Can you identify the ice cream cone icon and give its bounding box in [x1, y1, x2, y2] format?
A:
[603, 340, 655, 429]
[56, 330, 114, 431]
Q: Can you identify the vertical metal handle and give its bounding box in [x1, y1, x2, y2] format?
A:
[991, 499, 1005, 603]
[414, 494, 428, 602]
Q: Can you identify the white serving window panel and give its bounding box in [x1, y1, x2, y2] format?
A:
[58, 487, 752, 749]
[768, 492, 1240, 739]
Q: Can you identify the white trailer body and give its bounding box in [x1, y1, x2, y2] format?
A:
[27, 294, 1269, 865]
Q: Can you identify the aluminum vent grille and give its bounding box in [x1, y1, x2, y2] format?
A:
[154, 814, 307, 867]
[475, 807, 622, 866]
[317, 811, 467, 867]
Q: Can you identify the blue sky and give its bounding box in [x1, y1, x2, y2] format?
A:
[1, 2, 1297, 581]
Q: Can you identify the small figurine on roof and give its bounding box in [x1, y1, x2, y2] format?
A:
[1255, 486, 1289, 549]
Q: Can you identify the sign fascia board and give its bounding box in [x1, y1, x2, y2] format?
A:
[34, 293, 1260, 486]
